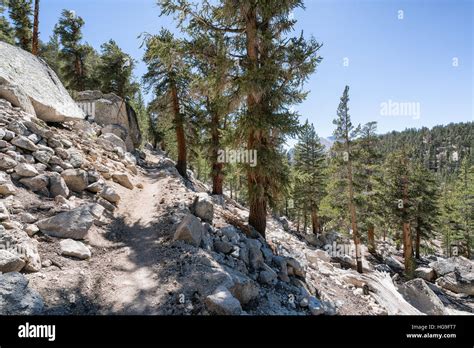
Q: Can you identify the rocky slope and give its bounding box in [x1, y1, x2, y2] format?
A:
[0, 94, 472, 315]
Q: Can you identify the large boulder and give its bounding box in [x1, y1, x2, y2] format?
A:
[0, 272, 44, 314]
[0, 41, 85, 122]
[430, 256, 473, 278]
[192, 193, 214, 223]
[414, 267, 436, 282]
[75, 91, 141, 151]
[173, 214, 204, 247]
[436, 271, 474, 296]
[205, 286, 242, 315]
[398, 278, 447, 315]
[97, 133, 127, 152]
[37, 204, 101, 239]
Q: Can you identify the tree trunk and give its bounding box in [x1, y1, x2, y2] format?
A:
[415, 225, 421, 259]
[403, 222, 415, 278]
[32, 0, 40, 55]
[245, 5, 266, 237]
[74, 56, 84, 91]
[368, 225, 376, 254]
[311, 208, 320, 235]
[211, 111, 223, 195]
[402, 173, 414, 277]
[171, 84, 187, 178]
[346, 152, 363, 273]
[296, 210, 300, 234]
[249, 196, 267, 238]
[303, 211, 307, 234]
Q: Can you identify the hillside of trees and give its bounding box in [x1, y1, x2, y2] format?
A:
[0, 0, 472, 280]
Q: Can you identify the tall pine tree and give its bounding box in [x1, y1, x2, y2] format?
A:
[98, 39, 139, 100]
[143, 29, 192, 178]
[8, 0, 32, 51]
[54, 10, 88, 91]
[333, 85, 363, 273]
[0, 0, 14, 44]
[293, 121, 326, 235]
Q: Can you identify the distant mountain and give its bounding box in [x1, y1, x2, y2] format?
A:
[320, 137, 335, 151]
[287, 136, 335, 164]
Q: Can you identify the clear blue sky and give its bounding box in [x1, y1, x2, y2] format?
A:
[38, 0, 473, 139]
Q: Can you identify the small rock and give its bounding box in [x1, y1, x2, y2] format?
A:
[48, 172, 70, 198]
[14, 163, 39, 177]
[19, 175, 49, 191]
[61, 168, 88, 192]
[86, 181, 104, 193]
[214, 240, 234, 255]
[0, 250, 26, 273]
[0, 154, 17, 170]
[112, 172, 134, 190]
[308, 296, 325, 315]
[414, 267, 436, 282]
[258, 264, 278, 285]
[11, 136, 38, 152]
[37, 205, 97, 239]
[205, 286, 242, 315]
[67, 150, 83, 168]
[59, 239, 91, 260]
[0, 183, 16, 196]
[24, 224, 39, 237]
[32, 150, 52, 164]
[99, 186, 121, 204]
[0, 202, 10, 221]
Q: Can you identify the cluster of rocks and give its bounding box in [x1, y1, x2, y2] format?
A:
[74, 91, 142, 151]
[0, 95, 142, 314]
[170, 193, 332, 316]
[414, 256, 474, 296]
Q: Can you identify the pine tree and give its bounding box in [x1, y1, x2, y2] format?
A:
[160, 1, 322, 237]
[333, 85, 363, 273]
[353, 121, 383, 254]
[440, 159, 473, 257]
[39, 32, 63, 79]
[0, 0, 14, 44]
[31, 0, 39, 55]
[143, 29, 192, 178]
[8, 0, 32, 51]
[411, 162, 439, 259]
[130, 89, 149, 147]
[98, 40, 139, 99]
[383, 149, 416, 278]
[293, 121, 326, 235]
[54, 10, 88, 91]
[186, 30, 237, 195]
